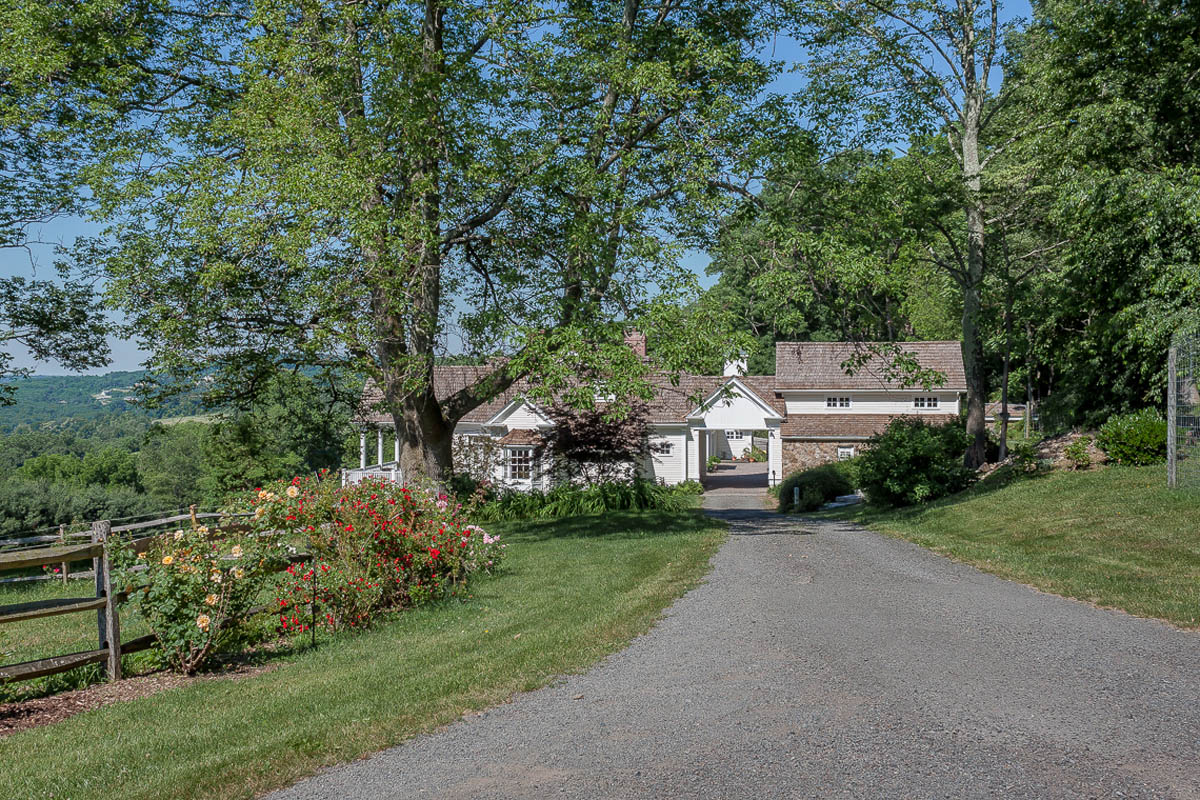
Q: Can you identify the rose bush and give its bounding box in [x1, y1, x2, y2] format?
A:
[237, 476, 504, 634]
[114, 525, 284, 674]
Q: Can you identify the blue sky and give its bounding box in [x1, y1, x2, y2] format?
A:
[4, 1, 1031, 375]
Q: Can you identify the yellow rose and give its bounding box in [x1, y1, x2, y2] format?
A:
[196, 614, 211, 631]
[196, 525, 209, 535]
[161, 555, 175, 566]
[136, 552, 146, 560]
[230, 545, 243, 558]
[258, 489, 269, 500]
[205, 593, 218, 606]
[286, 485, 300, 498]
[231, 567, 245, 580]
[211, 571, 222, 584]
[173, 529, 184, 541]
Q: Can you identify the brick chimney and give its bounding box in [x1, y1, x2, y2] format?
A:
[624, 330, 647, 359]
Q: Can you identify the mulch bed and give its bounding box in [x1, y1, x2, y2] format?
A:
[0, 662, 275, 739]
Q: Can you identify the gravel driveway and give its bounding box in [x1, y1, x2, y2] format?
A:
[268, 495, 1200, 799]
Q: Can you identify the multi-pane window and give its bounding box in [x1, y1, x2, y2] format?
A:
[506, 448, 532, 480]
[726, 429, 744, 440]
[826, 396, 851, 408]
[913, 396, 940, 409]
[837, 446, 855, 461]
[650, 440, 674, 455]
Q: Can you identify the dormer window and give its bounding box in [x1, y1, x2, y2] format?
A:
[826, 396, 851, 409]
[913, 396, 940, 409]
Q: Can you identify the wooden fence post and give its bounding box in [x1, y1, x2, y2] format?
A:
[189, 504, 198, 529]
[91, 520, 122, 681]
[59, 524, 69, 585]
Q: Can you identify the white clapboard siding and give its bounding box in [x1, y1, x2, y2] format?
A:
[641, 430, 686, 484]
[782, 391, 960, 415]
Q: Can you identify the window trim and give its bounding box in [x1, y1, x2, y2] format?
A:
[836, 446, 855, 461]
[505, 447, 533, 480]
[913, 395, 940, 409]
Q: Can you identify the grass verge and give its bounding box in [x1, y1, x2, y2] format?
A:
[0, 509, 725, 800]
[832, 465, 1200, 628]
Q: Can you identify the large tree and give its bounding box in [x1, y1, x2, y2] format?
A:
[85, 0, 770, 481]
[792, 0, 1029, 466]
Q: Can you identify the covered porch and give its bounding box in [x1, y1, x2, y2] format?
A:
[344, 425, 404, 486]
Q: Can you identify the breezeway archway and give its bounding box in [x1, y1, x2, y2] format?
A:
[682, 378, 784, 489]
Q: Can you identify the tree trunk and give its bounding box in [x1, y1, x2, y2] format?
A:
[381, 0, 453, 484]
[961, 278, 988, 468]
[959, 35, 988, 470]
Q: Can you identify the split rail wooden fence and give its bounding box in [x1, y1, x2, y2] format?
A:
[0, 509, 259, 686]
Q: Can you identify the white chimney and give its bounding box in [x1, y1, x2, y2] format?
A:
[723, 357, 747, 377]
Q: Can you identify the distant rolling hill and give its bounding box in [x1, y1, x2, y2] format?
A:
[0, 371, 207, 430]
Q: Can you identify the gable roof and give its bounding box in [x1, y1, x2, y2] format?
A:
[686, 376, 784, 421]
[358, 370, 785, 427]
[774, 341, 966, 391]
[484, 397, 553, 427]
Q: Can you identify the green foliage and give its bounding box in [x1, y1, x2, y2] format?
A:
[777, 464, 853, 513]
[1096, 409, 1168, 466]
[1007, 438, 1041, 472]
[474, 480, 695, 523]
[114, 525, 283, 675]
[858, 419, 975, 507]
[706, 454, 722, 471]
[0, 276, 110, 396]
[743, 446, 767, 463]
[1063, 436, 1093, 471]
[1013, 0, 1200, 424]
[75, 0, 772, 481]
[704, 147, 963, 372]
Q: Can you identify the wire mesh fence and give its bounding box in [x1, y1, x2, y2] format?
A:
[1168, 327, 1200, 489]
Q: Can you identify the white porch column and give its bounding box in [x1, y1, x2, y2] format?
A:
[767, 421, 783, 487]
[393, 429, 400, 463]
[359, 430, 368, 469]
[687, 426, 702, 481]
[376, 428, 384, 466]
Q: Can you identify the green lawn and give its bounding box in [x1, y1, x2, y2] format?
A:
[835, 465, 1200, 628]
[0, 509, 725, 800]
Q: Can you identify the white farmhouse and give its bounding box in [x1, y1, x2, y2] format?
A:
[350, 339, 966, 490]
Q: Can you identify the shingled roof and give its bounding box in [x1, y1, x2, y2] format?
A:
[358, 371, 783, 426]
[774, 341, 966, 391]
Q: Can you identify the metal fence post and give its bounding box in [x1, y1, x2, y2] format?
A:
[91, 520, 122, 680]
[1168, 340, 1178, 489]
